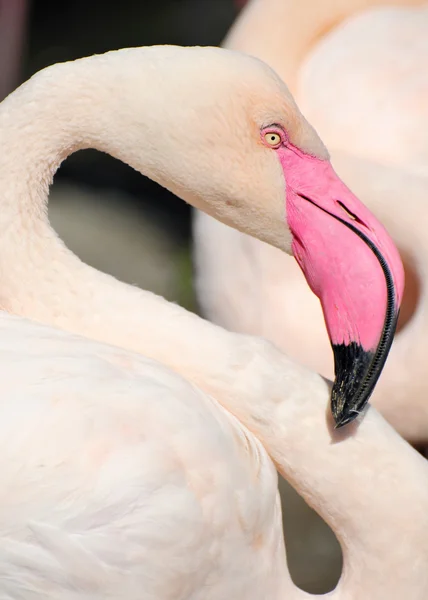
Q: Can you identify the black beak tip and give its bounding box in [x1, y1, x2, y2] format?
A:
[330, 342, 375, 429]
[330, 306, 400, 429]
[333, 409, 359, 429]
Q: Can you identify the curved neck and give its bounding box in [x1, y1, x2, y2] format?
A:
[0, 50, 287, 413]
[225, 0, 424, 93]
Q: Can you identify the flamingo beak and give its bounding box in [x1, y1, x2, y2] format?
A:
[278, 144, 404, 428]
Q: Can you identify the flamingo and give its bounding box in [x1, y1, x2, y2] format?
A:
[0, 44, 422, 597]
[194, 0, 428, 443]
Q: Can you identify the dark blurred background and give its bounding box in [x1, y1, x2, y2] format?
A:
[1, 0, 238, 311]
[0, 1, 343, 593]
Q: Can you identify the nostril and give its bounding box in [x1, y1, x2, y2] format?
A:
[336, 200, 369, 229]
[296, 193, 370, 231]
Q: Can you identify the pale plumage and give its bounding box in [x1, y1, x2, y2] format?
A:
[298, 4, 428, 175]
[194, 0, 428, 443]
[0, 44, 425, 598]
[0, 313, 284, 599]
[2, 311, 428, 598]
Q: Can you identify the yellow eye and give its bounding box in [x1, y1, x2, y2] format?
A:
[264, 132, 282, 147]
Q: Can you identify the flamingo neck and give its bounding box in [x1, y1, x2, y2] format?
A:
[0, 49, 290, 402]
[0, 49, 284, 414]
[224, 0, 424, 93]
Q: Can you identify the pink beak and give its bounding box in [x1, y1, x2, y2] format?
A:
[278, 144, 404, 428]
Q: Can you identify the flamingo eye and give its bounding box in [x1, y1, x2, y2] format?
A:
[263, 132, 282, 147]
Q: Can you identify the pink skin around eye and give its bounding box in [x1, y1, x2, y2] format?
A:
[265, 135, 404, 352]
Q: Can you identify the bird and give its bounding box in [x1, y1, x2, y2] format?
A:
[194, 0, 428, 444]
[0, 44, 422, 598]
